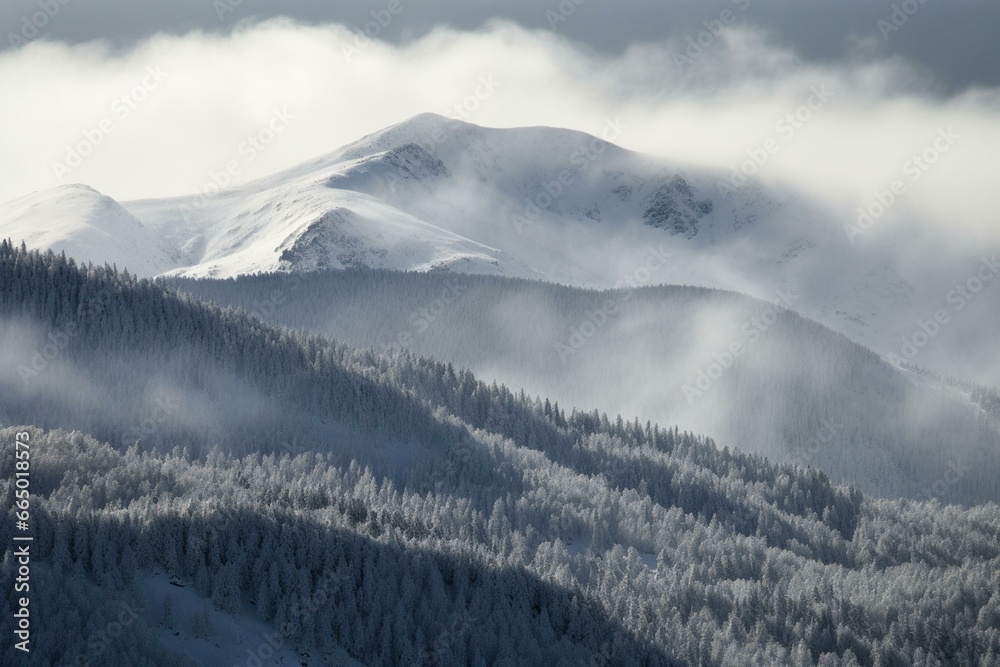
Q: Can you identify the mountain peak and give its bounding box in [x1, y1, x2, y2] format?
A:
[337, 113, 475, 161]
[0, 182, 179, 275]
[397, 111, 465, 128]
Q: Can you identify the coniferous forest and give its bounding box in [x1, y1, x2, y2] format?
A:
[4, 4, 1000, 662]
[167, 269, 1000, 505]
[2, 242, 999, 665]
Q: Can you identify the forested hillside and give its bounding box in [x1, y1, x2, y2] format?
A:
[1, 242, 999, 665]
[167, 269, 1000, 505]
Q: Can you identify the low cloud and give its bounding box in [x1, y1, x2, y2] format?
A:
[1, 19, 997, 245]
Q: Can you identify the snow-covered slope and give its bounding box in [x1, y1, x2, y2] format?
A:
[2, 114, 997, 382]
[0, 184, 180, 275]
[35, 113, 775, 286]
[143, 184, 537, 280]
[137, 570, 363, 667]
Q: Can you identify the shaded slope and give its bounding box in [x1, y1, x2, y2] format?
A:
[169, 269, 1000, 504]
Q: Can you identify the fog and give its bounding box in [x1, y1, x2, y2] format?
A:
[0, 316, 295, 455]
[169, 270, 1000, 504]
[2, 19, 998, 249]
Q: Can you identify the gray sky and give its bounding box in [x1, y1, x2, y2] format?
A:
[1, 0, 998, 243]
[3, 0, 999, 93]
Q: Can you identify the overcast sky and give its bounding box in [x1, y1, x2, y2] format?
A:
[2, 0, 998, 243]
[4, 0, 999, 92]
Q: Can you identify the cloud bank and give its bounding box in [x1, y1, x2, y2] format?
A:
[1, 18, 998, 241]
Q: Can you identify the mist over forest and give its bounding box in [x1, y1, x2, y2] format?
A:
[3, 2, 1000, 663]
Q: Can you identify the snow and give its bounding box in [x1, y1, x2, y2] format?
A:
[0, 184, 180, 276]
[137, 570, 364, 666]
[3, 113, 998, 382]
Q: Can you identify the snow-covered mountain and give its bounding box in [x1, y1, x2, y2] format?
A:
[0, 113, 795, 285]
[3, 157, 1000, 667]
[2, 113, 997, 383]
[0, 184, 181, 275]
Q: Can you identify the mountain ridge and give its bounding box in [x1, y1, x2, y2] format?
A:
[3, 113, 999, 384]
